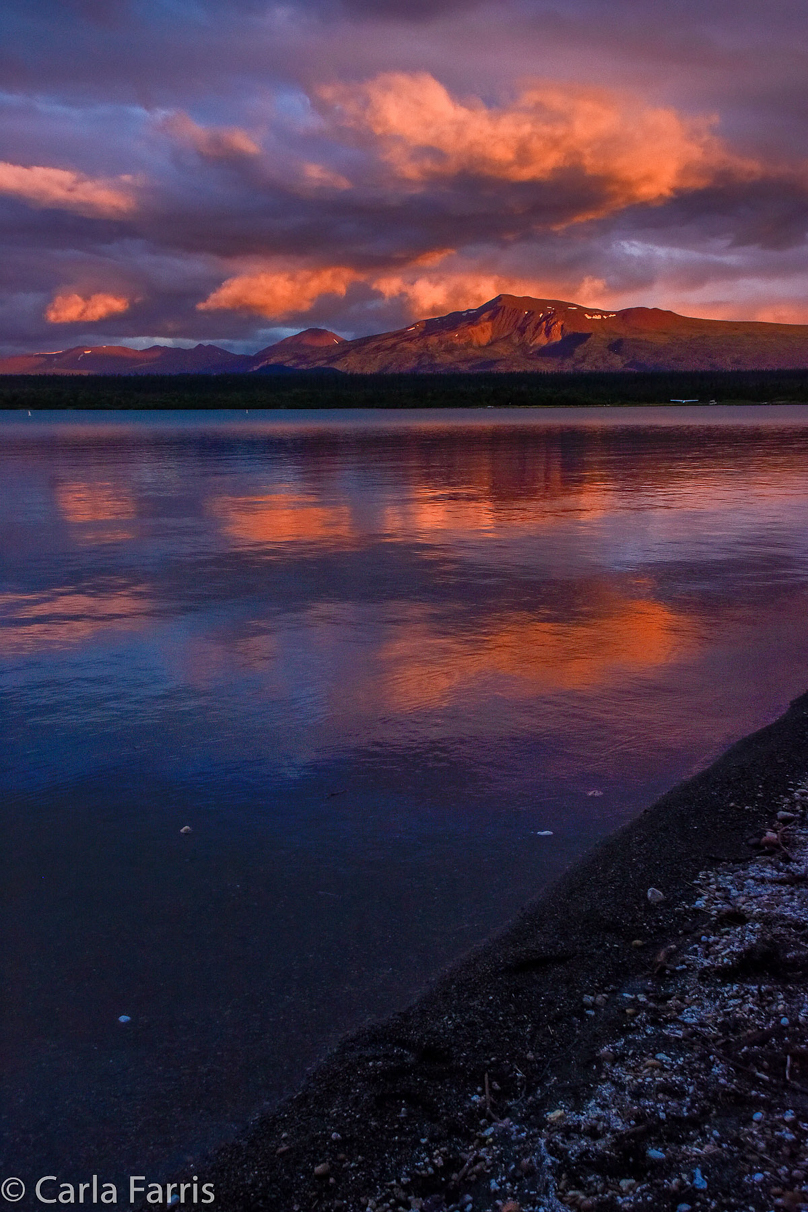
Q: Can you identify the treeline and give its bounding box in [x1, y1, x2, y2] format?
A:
[2, 369, 808, 410]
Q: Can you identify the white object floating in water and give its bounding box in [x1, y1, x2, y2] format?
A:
[536, 830, 554, 836]
[118, 1015, 131, 1023]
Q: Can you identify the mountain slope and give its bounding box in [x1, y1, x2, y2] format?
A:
[255, 295, 808, 373]
[3, 297, 808, 375]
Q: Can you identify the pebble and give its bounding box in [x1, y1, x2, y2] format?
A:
[692, 1167, 707, 1190]
[118, 1015, 131, 1023]
[647, 887, 666, 904]
[314, 1163, 331, 1177]
[180, 826, 192, 834]
[647, 1148, 666, 1161]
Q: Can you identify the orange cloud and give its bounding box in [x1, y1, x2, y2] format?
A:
[0, 161, 137, 217]
[162, 112, 261, 159]
[45, 292, 132, 323]
[198, 264, 362, 319]
[319, 73, 752, 220]
[374, 270, 551, 317]
[300, 162, 352, 189]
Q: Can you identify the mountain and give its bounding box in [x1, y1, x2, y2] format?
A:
[255, 295, 808, 373]
[3, 297, 808, 375]
[250, 327, 346, 371]
[0, 343, 252, 375]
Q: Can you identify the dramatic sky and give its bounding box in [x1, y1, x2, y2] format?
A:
[2, 0, 808, 353]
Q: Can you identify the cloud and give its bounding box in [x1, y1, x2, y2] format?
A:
[318, 73, 754, 219]
[45, 291, 132, 322]
[373, 270, 548, 316]
[197, 264, 363, 319]
[161, 112, 261, 159]
[0, 161, 137, 217]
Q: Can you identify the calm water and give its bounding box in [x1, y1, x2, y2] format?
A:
[3, 405, 808, 1186]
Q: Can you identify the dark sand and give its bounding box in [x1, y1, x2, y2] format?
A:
[181, 689, 808, 1211]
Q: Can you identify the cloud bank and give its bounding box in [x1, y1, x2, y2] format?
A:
[1, 0, 807, 352]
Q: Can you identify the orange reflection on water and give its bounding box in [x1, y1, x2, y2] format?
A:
[212, 493, 357, 549]
[56, 482, 136, 523]
[55, 481, 137, 543]
[371, 594, 696, 714]
[382, 483, 610, 540]
[0, 588, 152, 653]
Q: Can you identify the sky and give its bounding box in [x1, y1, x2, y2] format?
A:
[1, 0, 808, 354]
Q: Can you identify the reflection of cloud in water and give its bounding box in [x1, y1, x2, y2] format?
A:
[381, 485, 610, 541]
[56, 482, 136, 523]
[54, 481, 137, 543]
[0, 588, 152, 653]
[211, 493, 356, 549]
[369, 596, 696, 712]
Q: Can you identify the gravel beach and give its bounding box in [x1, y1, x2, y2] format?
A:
[183, 689, 808, 1212]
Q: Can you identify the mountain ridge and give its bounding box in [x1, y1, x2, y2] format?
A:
[3, 296, 808, 374]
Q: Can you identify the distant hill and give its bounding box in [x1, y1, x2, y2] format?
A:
[4, 298, 808, 375]
[0, 343, 252, 375]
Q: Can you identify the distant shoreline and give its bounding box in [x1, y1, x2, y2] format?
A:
[2, 368, 808, 413]
[176, 692, 808, 1210]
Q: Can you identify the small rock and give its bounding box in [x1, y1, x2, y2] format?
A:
[647, 1148, 666, 1161]
[647, 887, 665, 904]
[314, 1163, 331, 1178]
[631, 939, 645, 948]
[547, 1109, 566, 1123]
[499, 1203, 521, 1212]
[117, 1015, 131, 1023]
[778, 812, 797, 823]
[331, 1132, 342, 1140]
[692, 1168, 707, 1190]
[275, 1145, 290, 1155]
[180, 826, 192, 834]
[518, 1158, 536, 1176]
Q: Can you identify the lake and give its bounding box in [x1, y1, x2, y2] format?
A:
[3, 405, 808, 1186]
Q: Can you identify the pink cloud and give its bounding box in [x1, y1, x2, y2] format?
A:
[197, 264, 363, 319]
[45, 292, 133, 322]
[161, 112, 261, 159]
[0, 161, 137, 218]
[318, 73, 757, 220]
